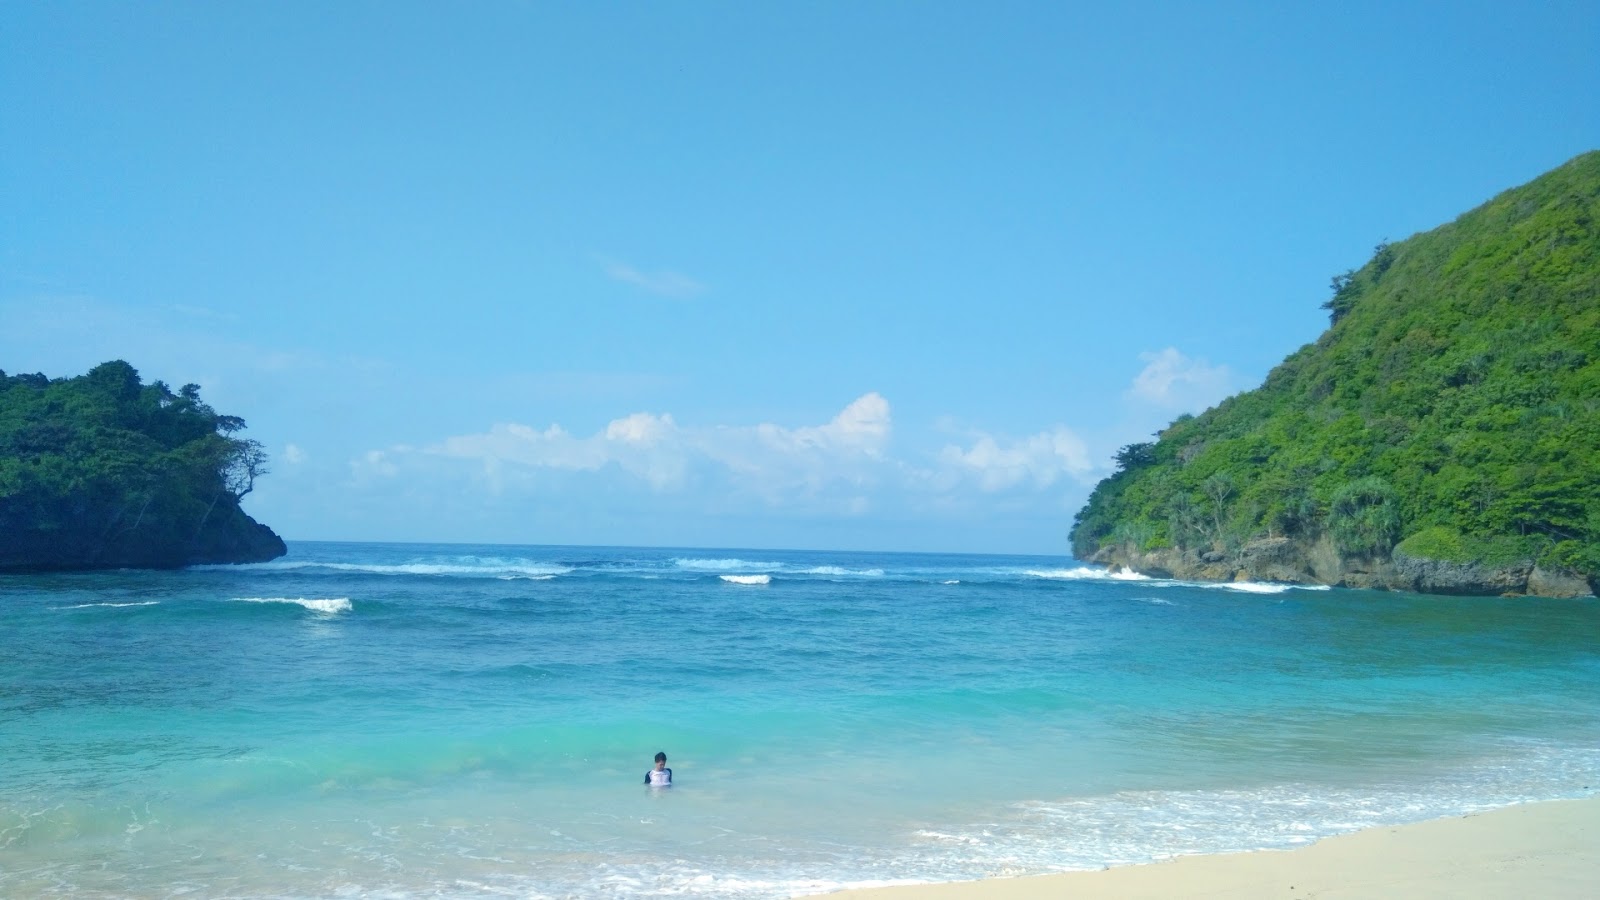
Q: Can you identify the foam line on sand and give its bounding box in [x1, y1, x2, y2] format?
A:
[832, 796, 1600, 900]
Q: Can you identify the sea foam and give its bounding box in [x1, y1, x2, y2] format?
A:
[1202, 581, 1331, 594]
[802, 566, 886, 577]
[1025, 566, 1151, 581]
[719, 574, 772, 585]
[52, 601, 160, 610]
[675, 558, 782, 571]
[230, 597, 353, 614]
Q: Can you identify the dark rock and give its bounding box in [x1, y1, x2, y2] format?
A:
[0, 505, 285, 571]
[1086, 534, 1592, 599]
[1391, 548, 1531, 596]
[1527, 565, 1596, 599]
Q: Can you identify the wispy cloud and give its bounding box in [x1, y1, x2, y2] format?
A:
[594, 254, 706, 298]
[1126, 347, 1236, 412]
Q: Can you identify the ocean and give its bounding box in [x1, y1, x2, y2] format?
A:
[3, 541, 1598, 898]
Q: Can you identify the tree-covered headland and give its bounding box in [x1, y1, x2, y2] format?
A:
[1072, 151, 1600, 598]
[0, 360, 286, 570]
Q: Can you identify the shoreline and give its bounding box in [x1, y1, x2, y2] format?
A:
[832, 795, 1600, 899]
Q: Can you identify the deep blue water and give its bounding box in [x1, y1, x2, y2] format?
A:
[3, 541, 1598, 897]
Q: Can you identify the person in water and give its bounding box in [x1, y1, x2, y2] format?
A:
[645, 751, 672, 787]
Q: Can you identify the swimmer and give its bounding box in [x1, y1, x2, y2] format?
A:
[644, 751, 672, 787]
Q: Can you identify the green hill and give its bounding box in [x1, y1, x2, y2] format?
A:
[0, 360, 286, 570]
[1071, 151, 1600, 598]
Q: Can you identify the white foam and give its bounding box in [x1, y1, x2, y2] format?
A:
[197, 560, 572, 578]
[802, 566, 885, 577]
[942, 580, 961, 585]
[52, 601, 160, 610]
[1202, 581, 1293, 594]
[720, 574, 772, 585]
[497, 574, 557, 581]
[231, 597, 353, 614]
[674, 558, 782, 571]
[914, 829, 983, 844]
[1026, 566, 1151, 581]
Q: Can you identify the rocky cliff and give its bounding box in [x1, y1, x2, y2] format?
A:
[1090, 537, 1595, 599]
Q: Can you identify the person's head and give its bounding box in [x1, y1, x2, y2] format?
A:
[654, 751, 667, 768]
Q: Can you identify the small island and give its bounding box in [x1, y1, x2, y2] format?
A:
[0, 360, 286, 571]
[1072, 151, 1600, 599]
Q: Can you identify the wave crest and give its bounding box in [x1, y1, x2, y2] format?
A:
[1202, 581, 1330, 594]
[1025, 567, 1151, 581]
[719, 574, 772, 586]
[802, 566, 885, 577]
[230, 597, 353, 614]
[674, 558, 781, 571]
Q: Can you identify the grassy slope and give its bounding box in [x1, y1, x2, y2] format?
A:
[1071, 151, 1600, 578]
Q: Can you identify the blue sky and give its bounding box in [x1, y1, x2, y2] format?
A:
[3, 2, 1596, 553]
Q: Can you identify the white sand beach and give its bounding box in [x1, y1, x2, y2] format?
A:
[836, 796, 1600, 899]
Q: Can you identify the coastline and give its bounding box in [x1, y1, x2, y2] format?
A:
[832, 795, 1600, 899]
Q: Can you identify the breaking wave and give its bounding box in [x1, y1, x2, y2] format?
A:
[674, 558, 782, 572]
[230, 597, 353, 614]
[719, 574, 772, 586]
[1202, 581, 1333, 595]
[1025, 567, 1151, 581]
[801, 566, 885, 577]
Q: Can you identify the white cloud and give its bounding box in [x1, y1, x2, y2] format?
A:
[353, 449, 401, 479]
[605, 412, 677, 445]
[595, 255, 706, 298]
[733, 392, 890, 458]
[1127, 347, 1236, 412]
[403, 394, 890, 498]
[937, 426, 1095, 492]
[283, 443, 307, 465]
[354, 393, 1099, 518]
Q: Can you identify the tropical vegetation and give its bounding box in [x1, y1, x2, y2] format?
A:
[1072, 151, 1600, 586]
[0, 360, 284, 569]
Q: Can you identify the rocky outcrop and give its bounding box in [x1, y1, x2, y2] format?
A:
[1528, 565, 1597, 600]
[185, 505, 288, 567]
[1092, 536, 1595, 599]
[1389, 548, 1532, 596]
[0, 504, 285, 572]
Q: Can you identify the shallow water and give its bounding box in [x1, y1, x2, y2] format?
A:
[3, 542, 1598, 897]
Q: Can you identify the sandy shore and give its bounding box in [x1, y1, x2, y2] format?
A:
[834, 795, 1600, 899]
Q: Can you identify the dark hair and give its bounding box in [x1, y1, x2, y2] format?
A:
[654, 751, 667, 763]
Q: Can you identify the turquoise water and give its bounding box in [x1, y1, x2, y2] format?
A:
[3, 541, 1598, 897]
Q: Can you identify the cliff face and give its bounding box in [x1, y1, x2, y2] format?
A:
[0, 503, 285, 571]
[1072, 152, 1600, 600]
[1090, 537, 1596, 599]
